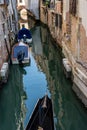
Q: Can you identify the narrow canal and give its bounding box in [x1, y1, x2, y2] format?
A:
[0, 24, 87, 130]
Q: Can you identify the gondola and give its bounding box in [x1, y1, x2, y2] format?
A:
[25, 94, 54, 130]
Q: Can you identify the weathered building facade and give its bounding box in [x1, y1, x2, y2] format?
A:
[0, 2, 9, 68]
[62, 0, 87, 107]
[40, 0, 87, 107]
[0, 0, 18, 70]
[40, 0, 63, 45]
[17, 0, 36, 29]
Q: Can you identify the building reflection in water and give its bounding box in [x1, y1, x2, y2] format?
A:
[0, 64, 27, 130]
[11, 65, 27, 130]
[2, 21, 86, 130]
[32, 26, 43, 56]
[31, 24, 87, 130]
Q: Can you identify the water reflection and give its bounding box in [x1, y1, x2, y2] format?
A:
[32, 26, 43, 55]
[30, 24, 87, 130]
[0, 65, 26, 130]
[23, 52, 50, 128]
[0, 24, 87, 130]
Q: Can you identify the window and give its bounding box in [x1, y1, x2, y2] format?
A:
[70, 0, 76, 16]
[55, 14, 62, 29]
[2, 23, 5, 34]
[19, 0, 22, 3]
[55, 14, 58, 27]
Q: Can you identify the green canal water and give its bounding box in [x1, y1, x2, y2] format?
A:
[0, 24, 87, 130]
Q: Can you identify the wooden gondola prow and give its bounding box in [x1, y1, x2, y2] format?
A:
[25, 95, 54, 130]
[39, 95, 49, 128]
[39, 95, 47, 127]
[42, 95, 47, 108]
[38, 126, 43, 130]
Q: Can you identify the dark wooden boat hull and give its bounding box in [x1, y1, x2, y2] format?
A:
[25, 95, 54, 130]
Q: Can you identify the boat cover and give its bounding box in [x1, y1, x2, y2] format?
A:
[18, 27, 32, 40]
[13, 45, 28, 58]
